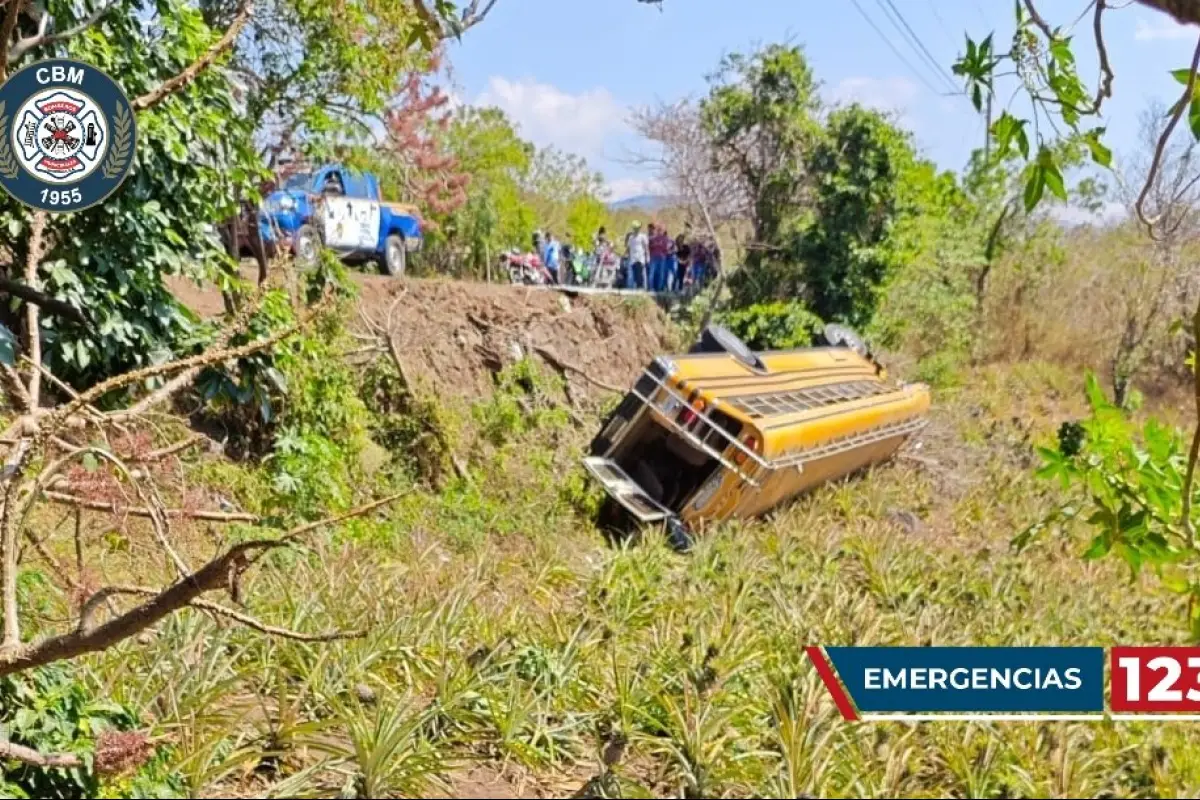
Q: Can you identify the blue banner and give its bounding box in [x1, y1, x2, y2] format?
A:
[825, 646, 1104, 712]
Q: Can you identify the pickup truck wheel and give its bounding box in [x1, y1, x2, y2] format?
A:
[380, 234, 406, 277]
[293, 224, 320, 269]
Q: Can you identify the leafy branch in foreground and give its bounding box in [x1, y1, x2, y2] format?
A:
[1020, 373, 1200, 635]
[0, 216, 402, 772]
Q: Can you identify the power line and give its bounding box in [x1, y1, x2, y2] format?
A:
[973, 0, 992, 28]
[925, 0, 957, 47]
[875, 0, 962, 94]
[848, 0, 945, 96]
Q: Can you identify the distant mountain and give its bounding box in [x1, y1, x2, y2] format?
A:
[608, 194, 673, 211]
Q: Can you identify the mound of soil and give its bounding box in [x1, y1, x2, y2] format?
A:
[355, 276, 675, 402]
[169, 269, 678, 403]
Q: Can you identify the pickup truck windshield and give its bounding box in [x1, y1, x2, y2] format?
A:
[283, 173, 312, 191]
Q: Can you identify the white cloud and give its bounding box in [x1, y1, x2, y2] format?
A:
[1135, 17, 1193, 41]
[443, 89, 464, 112]
[604, 176, 664, 202]
[829, 76, 920, 115]
[475, 76, 628, 163]
[1052, 201, 1126, 227]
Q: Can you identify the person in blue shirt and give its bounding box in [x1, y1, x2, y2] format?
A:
[543, 231, 562, 283]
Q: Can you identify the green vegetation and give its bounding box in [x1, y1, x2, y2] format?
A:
[13, 361, 1200, 797]
[11, 0, 1200, 796]
[719, 301, 823, 351]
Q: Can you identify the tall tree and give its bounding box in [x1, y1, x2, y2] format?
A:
[376, 54, 470, 229]
[1, 0, 263, 383]
[789, 106, 916, 326]
[699, 43, 822, 271]
[200, 0, 498, 161]
[434, 106, 535, 276]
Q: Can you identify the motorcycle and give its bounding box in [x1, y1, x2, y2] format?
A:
[501, 250, 553, 285]
[588, 245, 620, 289]
[567, 252, 593, 286]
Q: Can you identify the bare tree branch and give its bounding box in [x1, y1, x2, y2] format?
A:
[23, 211, 47, 408]
[132, 0, 253, 112]
[0, 739, 82, 769]
[42, 491, 258, 523]
[0, 278, 91, 328]
[7, 0, 119, 64]
[1, 363, 30, 413]
[128, 433, 207, 463]
[0, 491, 406, 673]
[1023, 0, 1056, 38]
[114, 271, 279, 421]
[87, 586, 364, 641]
[0, 438, 30, 647]
[0, 0, 28, 79]
[1093, 0, 1114, 111]
[51, 289, 334, 433]
[1136, 35, 1200, 234]
[412, 0, 499, 39]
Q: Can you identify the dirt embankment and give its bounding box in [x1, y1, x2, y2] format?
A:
[170, 272, 679, 403]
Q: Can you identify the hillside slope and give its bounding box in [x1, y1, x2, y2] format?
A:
[169, 272, 679, 404]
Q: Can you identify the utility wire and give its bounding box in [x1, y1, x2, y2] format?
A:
[925, 0, 957, 46]
[875, 0, 962, 94]
[973, 0, 992, 28]
[848, 0, 945, 96]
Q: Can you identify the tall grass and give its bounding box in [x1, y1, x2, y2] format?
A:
[33, 359, 1197, 798]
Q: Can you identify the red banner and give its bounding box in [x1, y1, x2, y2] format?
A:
[1111, 646, 1200, 712]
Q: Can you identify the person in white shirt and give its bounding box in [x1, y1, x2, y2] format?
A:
[625, 221, 649, 289]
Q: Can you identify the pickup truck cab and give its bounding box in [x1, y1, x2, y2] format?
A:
[260, 164, 422, 275]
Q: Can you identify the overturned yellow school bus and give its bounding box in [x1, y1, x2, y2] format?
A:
[585, 324, 930, 547]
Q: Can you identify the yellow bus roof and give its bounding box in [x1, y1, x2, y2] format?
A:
[659, 347, 930, 458]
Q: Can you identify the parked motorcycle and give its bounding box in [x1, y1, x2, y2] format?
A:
[591, 247, 620, 289]
[501, 250, 553, 285]
[567, 252, 592, 286]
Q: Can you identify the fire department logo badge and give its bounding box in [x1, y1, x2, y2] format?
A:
[0, 59, 135, 212]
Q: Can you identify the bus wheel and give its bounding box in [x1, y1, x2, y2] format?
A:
[691, 324, 766, 372]
[665, 516, 694, 553]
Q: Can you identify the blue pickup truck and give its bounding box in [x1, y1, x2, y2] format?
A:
[258, 164, 422, 275]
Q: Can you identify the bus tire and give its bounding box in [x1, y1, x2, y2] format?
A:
[690, 324, 766, 372]
[665, 516, 694, 553]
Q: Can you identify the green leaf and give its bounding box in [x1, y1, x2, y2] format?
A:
[1024, 167, 1046, 211]
[1172, 67, 1196, 85]
[1044, 163, 1067, 200]
[1085, 371, 1108, 410]
[1050, 37, 1074, 65]
[1082, 535, 1111, 560]
[1189, 94, 1200, 140]
[1015, 123, 1030, 160]
[1084, 128, 1112, 167]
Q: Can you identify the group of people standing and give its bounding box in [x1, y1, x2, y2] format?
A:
[617, 220, 720, 292]
[530, 221, 720, 292]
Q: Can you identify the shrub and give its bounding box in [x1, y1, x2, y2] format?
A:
[1019, 372, 1200, 635]
[0, 666, 181, 799]
[718, 302, 823, 351]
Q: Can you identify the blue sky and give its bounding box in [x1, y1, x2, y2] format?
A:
[447, 1, 1200, 201]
